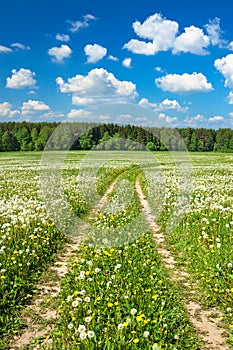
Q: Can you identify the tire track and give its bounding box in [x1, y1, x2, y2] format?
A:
[9, 180, 117, 350]
[135, 177, 230, 350]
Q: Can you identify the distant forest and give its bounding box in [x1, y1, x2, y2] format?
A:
[0, 121, 233, 152]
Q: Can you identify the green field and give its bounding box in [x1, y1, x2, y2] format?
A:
[0, 151, 233, 349]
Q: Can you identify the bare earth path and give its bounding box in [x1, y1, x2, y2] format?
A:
[9, 181, 117, 350]
[9, 177, 230, 349]
[135, 178, 230, 350]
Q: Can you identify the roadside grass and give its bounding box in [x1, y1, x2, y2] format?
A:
[151, 154, 233, 346]
[0, 152, 87, 347]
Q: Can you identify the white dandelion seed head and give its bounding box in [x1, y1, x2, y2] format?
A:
[78, 325, 86, 333]
[130, 308, 137, 315]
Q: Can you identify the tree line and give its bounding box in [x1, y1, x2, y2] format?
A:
[0, 121, 232, 152]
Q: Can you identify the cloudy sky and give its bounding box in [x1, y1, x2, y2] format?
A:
[1, 0, 233, 128]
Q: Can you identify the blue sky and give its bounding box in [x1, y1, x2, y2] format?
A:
[1, 0, 233, 128]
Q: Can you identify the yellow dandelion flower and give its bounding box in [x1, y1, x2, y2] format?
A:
[136, 315, 144, 322]
[104, 251, 111, 256]
[142, 319, 149, 326]
[133, 338, 139, 343]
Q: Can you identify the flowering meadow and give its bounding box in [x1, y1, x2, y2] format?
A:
[0, 151, 233, 349]
[0, 152, 87, 347]
[156, 153, 233, 344]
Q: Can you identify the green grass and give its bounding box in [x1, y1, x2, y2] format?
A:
[0, 151, 232, 348]
[47, 165, 199, 349]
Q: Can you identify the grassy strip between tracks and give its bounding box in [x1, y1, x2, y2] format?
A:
[44, 169, 199, 350]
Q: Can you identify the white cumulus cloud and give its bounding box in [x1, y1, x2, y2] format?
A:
[122, 58, 132, 68]
[154, 66, 163, 72]
[0, 102, 20, 119]
[183, 114, 207, 127]
[84, 44, 107, 63]
[21, 100, 50, 115]
[56, 33, 70, 42]
[160, 98, 187, 111]
[116, 114, 133, 121]
[158, 113, 178, 124]
[133, 13, 178, 41]
[138, 97, 187, 112]
[194, 114, 205, 121]
[123, 39, 158, 55]
[214, 54, 233, 89]
[228, 42, 233, 51]
[67, 109, 109, 121]
[48, 44, 72, 63]
[208, 115, 224, 122]
[228, 91, 233, 104]
[124, 13, 228, 57]
[138, 98, 157, 109]
[205, 18, 226, 47]
[67, 109, 92, 119]
[108, 55, 118, 61]
[173, 26, 210, 55]
[6, 68, 36, 89]
[11, 43, 30, 50]
[68, 14, 96, 33]
[56, 68, 138, 105]
[0, 45, 12, 53]
[155, 72, 213, 93]
[123, 13, 178, 55]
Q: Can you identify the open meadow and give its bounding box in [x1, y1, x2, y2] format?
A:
[0, 151, 233, 350]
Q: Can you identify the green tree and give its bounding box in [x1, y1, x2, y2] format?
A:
[79, 131, 93, 150]
[189, 130, 198, 151]
[99, 131, 111, 144]
[14, 126, 31, 150]
[215, 129, 233, 152]
[50, 123, 73, 150]
[146, 141, 156, 151]
[34, 125, 51, 151]
[0, 127, 3, 151]
[2, 131, 20, 151]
